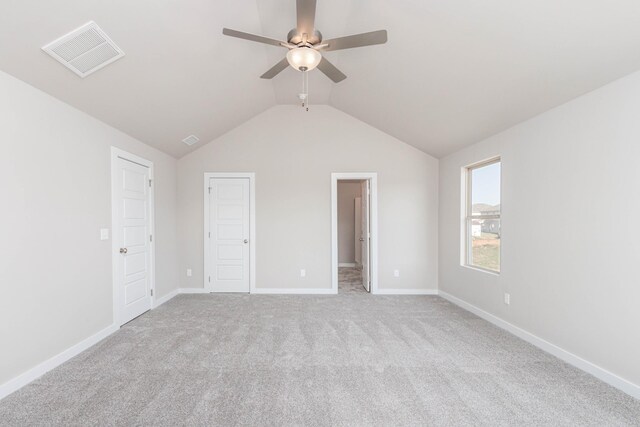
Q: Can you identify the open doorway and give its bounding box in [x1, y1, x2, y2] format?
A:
[337, 180, 366, 293]
[331, 173, 378, 294]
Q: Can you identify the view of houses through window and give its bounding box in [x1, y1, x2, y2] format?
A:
[466, 158, 501, 272]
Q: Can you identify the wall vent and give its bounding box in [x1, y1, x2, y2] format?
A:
[182, 135, 200, 146]
[42, 21, 125, 78]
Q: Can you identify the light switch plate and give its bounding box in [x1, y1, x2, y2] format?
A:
[187, 269, 192, 277]
[300, 269, 306, 277]
[100, 228, 109, 240]
[393, 269, 400, 278]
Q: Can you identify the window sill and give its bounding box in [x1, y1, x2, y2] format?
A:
[461, 264, 500, 276]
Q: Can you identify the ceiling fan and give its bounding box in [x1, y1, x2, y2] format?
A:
[222, 0, 388, 83]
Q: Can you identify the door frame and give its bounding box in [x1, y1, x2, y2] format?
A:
[203, 173, 256, 293]
[354, 196, 362, 267]
[331, 173, 378, 294]
[110, 147, 156, 327]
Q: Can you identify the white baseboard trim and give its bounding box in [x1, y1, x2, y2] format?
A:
[438, 291, 640, 400]
[153, 289, 179, 308]
[1, 286, 187, 402]
[375, 288, 439, 295]
[177, 287, 339, 295]
[0, 323, 118, 401]
[338, 263, 357, 267]
[178, 288, 210, 294]
[252, 288, 337, 295]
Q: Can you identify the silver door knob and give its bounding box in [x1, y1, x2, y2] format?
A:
[120, 248, 128, 254]
[243, 239, 249, 244]
[359, 238, 365, 242]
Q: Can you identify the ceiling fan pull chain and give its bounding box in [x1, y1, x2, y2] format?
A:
[300, 70, 310, 111]
[302, 70, 306, 107]
[304, 70, 309, 112]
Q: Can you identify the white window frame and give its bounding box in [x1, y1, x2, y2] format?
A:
[463, 157, 501, 274]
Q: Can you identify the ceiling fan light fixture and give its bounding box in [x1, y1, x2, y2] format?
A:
[286, 47, 321, 71]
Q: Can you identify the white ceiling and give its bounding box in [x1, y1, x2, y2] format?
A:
[2, 0, 640, 158]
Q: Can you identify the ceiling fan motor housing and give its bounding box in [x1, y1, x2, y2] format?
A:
[287, 28, 323, 46]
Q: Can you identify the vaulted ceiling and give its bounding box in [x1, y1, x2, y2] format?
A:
[2, 0, 640, 158]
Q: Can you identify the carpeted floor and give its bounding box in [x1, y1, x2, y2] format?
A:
[339, 266, 366, 294]
[1, 289, 639, 426]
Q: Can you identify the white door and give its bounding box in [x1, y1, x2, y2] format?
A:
[115, 157, 152, 325]
[209, 178, 250, 292]
[361, 181, 370, 292]
[354, 197, 362, 266]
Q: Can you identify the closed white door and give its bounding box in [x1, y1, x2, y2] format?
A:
[115, 157, 152, 325]
[361, 180, 370, 292]
[209, 178, 250, 292]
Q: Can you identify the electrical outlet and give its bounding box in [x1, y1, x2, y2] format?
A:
[100, 228, 109, 240]
[504, 293, 510, 305]
[393, 269, 400, 278]
[300, 269, 306, 278]
[187, 269, 192, 277]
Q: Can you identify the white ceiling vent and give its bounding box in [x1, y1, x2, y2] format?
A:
[182, 135, 200, 146]
[42, 22, 125, 78]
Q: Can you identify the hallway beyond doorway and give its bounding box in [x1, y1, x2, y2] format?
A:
[338, 266, 366, 293]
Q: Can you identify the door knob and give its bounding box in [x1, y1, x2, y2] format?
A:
[359, 238, 365, 242]
[120, 248, 128, 254]
[244, 239, 249, 244]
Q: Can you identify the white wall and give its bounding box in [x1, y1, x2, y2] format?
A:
[0, 71, 178, 386]
[178, 105, 439, 292]
[439, 71, 640, 389]
[337, 182, 361, 264]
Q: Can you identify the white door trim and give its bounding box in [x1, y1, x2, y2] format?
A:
[331, 173, 378, 294]
[110, 147, 156, 326]
[204, 173, 256, 293]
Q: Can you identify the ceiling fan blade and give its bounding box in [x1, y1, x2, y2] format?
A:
[296, 0, 317, 36]
[222, 28, 287, 48]
[260, 58, 290, 79]
[321, 30, 388, 52]
[317, 57, 346, 83]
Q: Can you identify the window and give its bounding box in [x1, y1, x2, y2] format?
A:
[465, 158, 501, 273]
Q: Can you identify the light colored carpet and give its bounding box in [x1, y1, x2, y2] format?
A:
[1, 291, 639, 426]
[339, 266, 366, 294]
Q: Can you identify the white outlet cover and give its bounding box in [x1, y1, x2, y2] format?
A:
[504, 293, 511, 305]
[100, 228, 109, 240]
[187, 269, 192, 277]
[393, 269, 400, 277]
[300, 269, 306, 277]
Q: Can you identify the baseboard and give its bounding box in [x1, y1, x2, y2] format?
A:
[177, 287, 439, 296]
[179, 287, 339, 295]
[0, 323, 118, 401]
[251, 288, 337, 295]
[178, 287, 338, 295]
[438, 291, 640, 400]
[1, 287, 184, 402]
[153, 289, 179, 308]
[375, 288, 439, 295]
[178, 288, 210, 294]
[338, 263, 357, 267]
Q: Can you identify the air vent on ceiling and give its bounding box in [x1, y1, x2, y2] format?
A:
[182, 135, 200, 146]
[42, 21, 125, 78]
